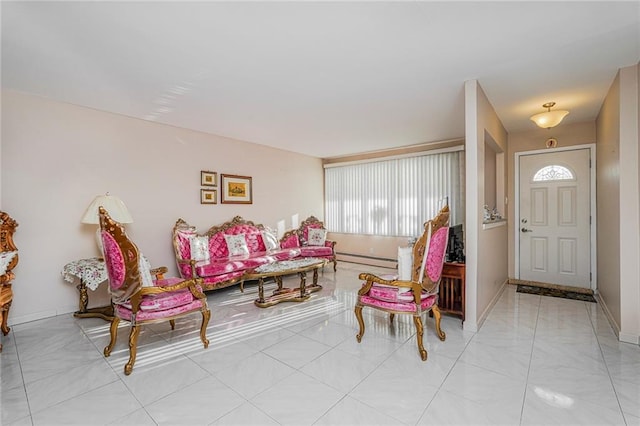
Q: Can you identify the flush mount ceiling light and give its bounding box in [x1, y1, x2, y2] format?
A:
[530, 102, 569, 129]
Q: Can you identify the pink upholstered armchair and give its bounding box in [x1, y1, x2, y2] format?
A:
[99, 207, 210, 375]
[355, 205, 450, 361]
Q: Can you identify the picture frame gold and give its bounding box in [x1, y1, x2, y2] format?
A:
[200, 189, 217, 204]
[201, 171, 217, 187]
[221, 174, 252, 204]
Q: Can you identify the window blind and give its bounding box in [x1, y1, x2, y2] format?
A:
[325, 150, 463, 237]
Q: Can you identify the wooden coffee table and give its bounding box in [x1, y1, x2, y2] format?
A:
[243, 258, 327, 308]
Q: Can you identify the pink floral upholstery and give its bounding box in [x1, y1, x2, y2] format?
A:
[100, 207, 210, 376]
[102, 231, 125, 290]
[121, 287, 195, 311]
[360, 293, 437, 313]
[280, 233, 300, 249]
[175, 229, 195, 260]
[354, 205, 450, 361]
[299, 246, 333, 257]
[116, 299, 205, 321]
[172, 216, 311, 291]
[425, 227, 449, 283]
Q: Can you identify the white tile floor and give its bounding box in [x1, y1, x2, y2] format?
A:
[2, 262, 639, 425]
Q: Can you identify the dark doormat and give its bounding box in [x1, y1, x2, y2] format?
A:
[516, 284, 597, 303]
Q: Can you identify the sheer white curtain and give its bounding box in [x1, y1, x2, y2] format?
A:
[324, 149, 464, 237]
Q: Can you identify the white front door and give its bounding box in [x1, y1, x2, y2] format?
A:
[518, 148, 591, 288]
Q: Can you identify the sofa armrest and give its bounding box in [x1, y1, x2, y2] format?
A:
[324, 239, 336, 250]
[176, 258, 200, 278]
[150, 266, 168, 280]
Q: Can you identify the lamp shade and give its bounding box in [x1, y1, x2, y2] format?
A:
[81, 194, 133, 224]
[530, 102, 569, 129]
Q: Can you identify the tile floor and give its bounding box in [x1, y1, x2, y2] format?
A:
[2, 262, 639, 425]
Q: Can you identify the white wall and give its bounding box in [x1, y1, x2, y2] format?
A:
[596, 64, 640, 344]
[617, 65, 640, 344]
[464, 80, 509, 331]
[1, 90, 324, 325]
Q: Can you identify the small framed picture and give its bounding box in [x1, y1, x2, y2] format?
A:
[221, 174, 253, 204]
[200, 189, 217, 204]
[201, 171, 217, 187]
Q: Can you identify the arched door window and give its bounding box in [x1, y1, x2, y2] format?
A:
[532, 165, 575, 182]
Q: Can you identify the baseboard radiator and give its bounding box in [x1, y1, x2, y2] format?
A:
[336, 252, 397, 269]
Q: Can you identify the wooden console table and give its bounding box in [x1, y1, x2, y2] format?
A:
[439, 262, 465, 321]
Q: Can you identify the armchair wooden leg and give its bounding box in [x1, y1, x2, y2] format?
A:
[200, 308, 210, 348]
[169, 319, 175, 330]
[389, 313, 395, 324]
[413, 316, 427, 361]
[125, 325, 141, 376]
[333, 259, 337, 272]
[103, 317, 120, 357]
[432, 305, 446, 341]
[354, 305, 365, 343]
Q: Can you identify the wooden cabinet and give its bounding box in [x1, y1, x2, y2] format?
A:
[439, 262, 465, 321]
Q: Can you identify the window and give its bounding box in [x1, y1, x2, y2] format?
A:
[325, 150, 463, 237]
[533, 165, 574, 182]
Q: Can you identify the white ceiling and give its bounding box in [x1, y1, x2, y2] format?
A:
[2, 2, 639, 158]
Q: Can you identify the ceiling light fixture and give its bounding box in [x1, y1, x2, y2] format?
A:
[530, 102, 569, 129]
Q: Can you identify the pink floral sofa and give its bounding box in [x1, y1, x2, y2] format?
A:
[172, 216, 301, 291]
[280, 216, 337, 271]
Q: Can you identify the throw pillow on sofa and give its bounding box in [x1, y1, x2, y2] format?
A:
[190, 236, 210, 262]
[262, 229, 279, 251]
[307, 228, 327, 246]
[224, 234, 250, 256]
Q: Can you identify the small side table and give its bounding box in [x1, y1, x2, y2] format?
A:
[62, 257, 113, 321]
[439, 262, 466, 321]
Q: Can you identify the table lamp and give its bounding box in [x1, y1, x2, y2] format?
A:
[81, 194, 133, 254]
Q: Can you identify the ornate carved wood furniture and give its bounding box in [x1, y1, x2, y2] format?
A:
[280, 216, 337, 271]
[172, 216, 301, 292]
[243, 257, 327, 308]
[99, 207, 210, 375]
[0, 211, 18, 353]
[355, 205, 449, 361]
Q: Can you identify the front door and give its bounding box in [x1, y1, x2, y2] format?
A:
[518, 148, 591, 288]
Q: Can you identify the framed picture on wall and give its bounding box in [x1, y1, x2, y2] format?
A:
[201, 171, 217, 187]
[200, 189, 217, 204]
[221, 174, 252, 204]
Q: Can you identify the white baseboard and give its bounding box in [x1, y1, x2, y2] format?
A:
[9, 305, 75, 326]
[595, 293, 639, 344]
[468, 278, 508, 333]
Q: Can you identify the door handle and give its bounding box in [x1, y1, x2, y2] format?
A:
[521, 227, 533, 233]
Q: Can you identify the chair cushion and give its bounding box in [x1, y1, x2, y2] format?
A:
[360, 292, 437, 313]
[116, 298, 205, 321]
[120, 287, 195, 311]
[298, 246, 333, 257]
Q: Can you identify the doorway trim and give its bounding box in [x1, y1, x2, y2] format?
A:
[514, 143, 597, 290]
